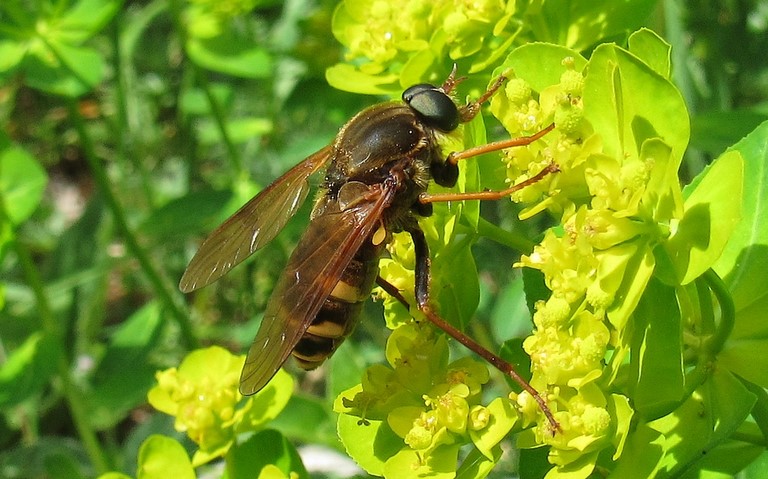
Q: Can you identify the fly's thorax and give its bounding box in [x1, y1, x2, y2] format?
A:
[326, 102, 440, 190]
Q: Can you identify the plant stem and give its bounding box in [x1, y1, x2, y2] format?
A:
[67, 99, 199, 349]
[476, 215, 536, 252]
[193, 66, 245, 175]
[110, 14, 156, 207]
[11, 234, 112, 473]
[167, 0, 244, 176]
[701, 268, 735, 356]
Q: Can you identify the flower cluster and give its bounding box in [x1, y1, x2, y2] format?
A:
[184, 0, 260, 38]
[330, 0, 517, 92]
[486, 39, 690, 473]
[336, 322, 521, 474]
[148, 346, 293, 465]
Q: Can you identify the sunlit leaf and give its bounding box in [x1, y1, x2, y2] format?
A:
[187, 32, 273, 78]
[89, 302, 165, 429]
[666, 150, 743, 285]
[337, 412, 402, 476]
[137, 435, 195, 479]
[0, 145, 47, 226]
[226, 429, 308, 479]
[0, 333, 61, 408]
[712, 121, 768, 312]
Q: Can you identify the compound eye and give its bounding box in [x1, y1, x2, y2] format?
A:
[402, 83, 460, 132]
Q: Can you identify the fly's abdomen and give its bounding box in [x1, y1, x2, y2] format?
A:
[292, 236, 383, 369]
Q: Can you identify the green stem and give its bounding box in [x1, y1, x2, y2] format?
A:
[110, 15, 156, 207]
[695, 274, 715, 337]
[11, 234, 112, 473]
[167, 0, 244, 175]
[701, 268, 735, 356]
[682, 268, 736, 399]
[737, 377, 768, 445]
[194, 67, 245, 174]
[66, 99, 198, 349]
[476, 216, 536, 252]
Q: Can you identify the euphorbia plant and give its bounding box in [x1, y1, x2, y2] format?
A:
[118, 3, 767, 479]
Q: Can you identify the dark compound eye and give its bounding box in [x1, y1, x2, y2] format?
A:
[402, 83, 459, 132]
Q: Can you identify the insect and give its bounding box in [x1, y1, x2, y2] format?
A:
[179, 68, 559, 429]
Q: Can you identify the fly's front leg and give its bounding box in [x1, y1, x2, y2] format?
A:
[421, 162, 558, 205]
[427, 122, 557, 203]
[376, 227, 561, 433]
[447, 123, 555, 166]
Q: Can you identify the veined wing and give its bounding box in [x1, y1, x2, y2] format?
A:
[180, 146, 332, 292]
[239, 182, 396, 395]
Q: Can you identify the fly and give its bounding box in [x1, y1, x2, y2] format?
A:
[180, 68, 559, 430]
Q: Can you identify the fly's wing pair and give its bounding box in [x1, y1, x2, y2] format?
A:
[179, 146, 332, 293]
[239, 183, 396, 395]
[178, 145, 398, 396]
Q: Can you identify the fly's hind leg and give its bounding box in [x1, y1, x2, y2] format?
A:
[375, 226, 561, 433]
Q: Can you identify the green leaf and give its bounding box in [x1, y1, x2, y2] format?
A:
[269, 395, 336, 445]
[607, 424, 665, 478]
[432, 241, 479, 331]
[720, 302, 768, 386]
[23, 42, 103, 96]
[628, 29, 671, 79]
[712, 121, 768, 312]
[606, 241, 655, 331]
[384, 444, 460, 479]
[648, 368, 756, 477]
[518, 446, 555, 479]
[541, 451, 599, 479]
[42, 451, 83, 479]
[0, 144, 47, 225]
[139, 189, 233, 239]
[743, 450, 768, 478]
[628, 277, 684, 420]
[337, 414, 403, 476]
[240, 369, 294, 430]
[665, 150, 743, 285]
[197, 117, 273, 145]
[468, 397, 518, 460]
[502, 43, 587, 92]
[57, 0, 123, 43]
[455, 446, 500, 479]
[97, 473, 132, 479]
[328, 339, 368, 402]
[0, 40, 26, 72]
[0, 332, 61, 408]
[187, 32, 273, 78]
[640, 138, 684, 226]
[325, 63, 400, 95]
[688, 438, 765, 478]
[584, 41, 689, 169]
[489, 274, 533, 342]
[226, 429, 308, 479]
[89, 302, 165, 429]
[0, 436, 91, 479]
[137, 435, 195, 479]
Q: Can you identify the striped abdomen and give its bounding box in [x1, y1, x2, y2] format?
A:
[291, 233, 384, 369]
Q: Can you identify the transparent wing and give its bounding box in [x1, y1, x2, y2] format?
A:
[179, 146, 332, 292]
[239, 184, 395, 395]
